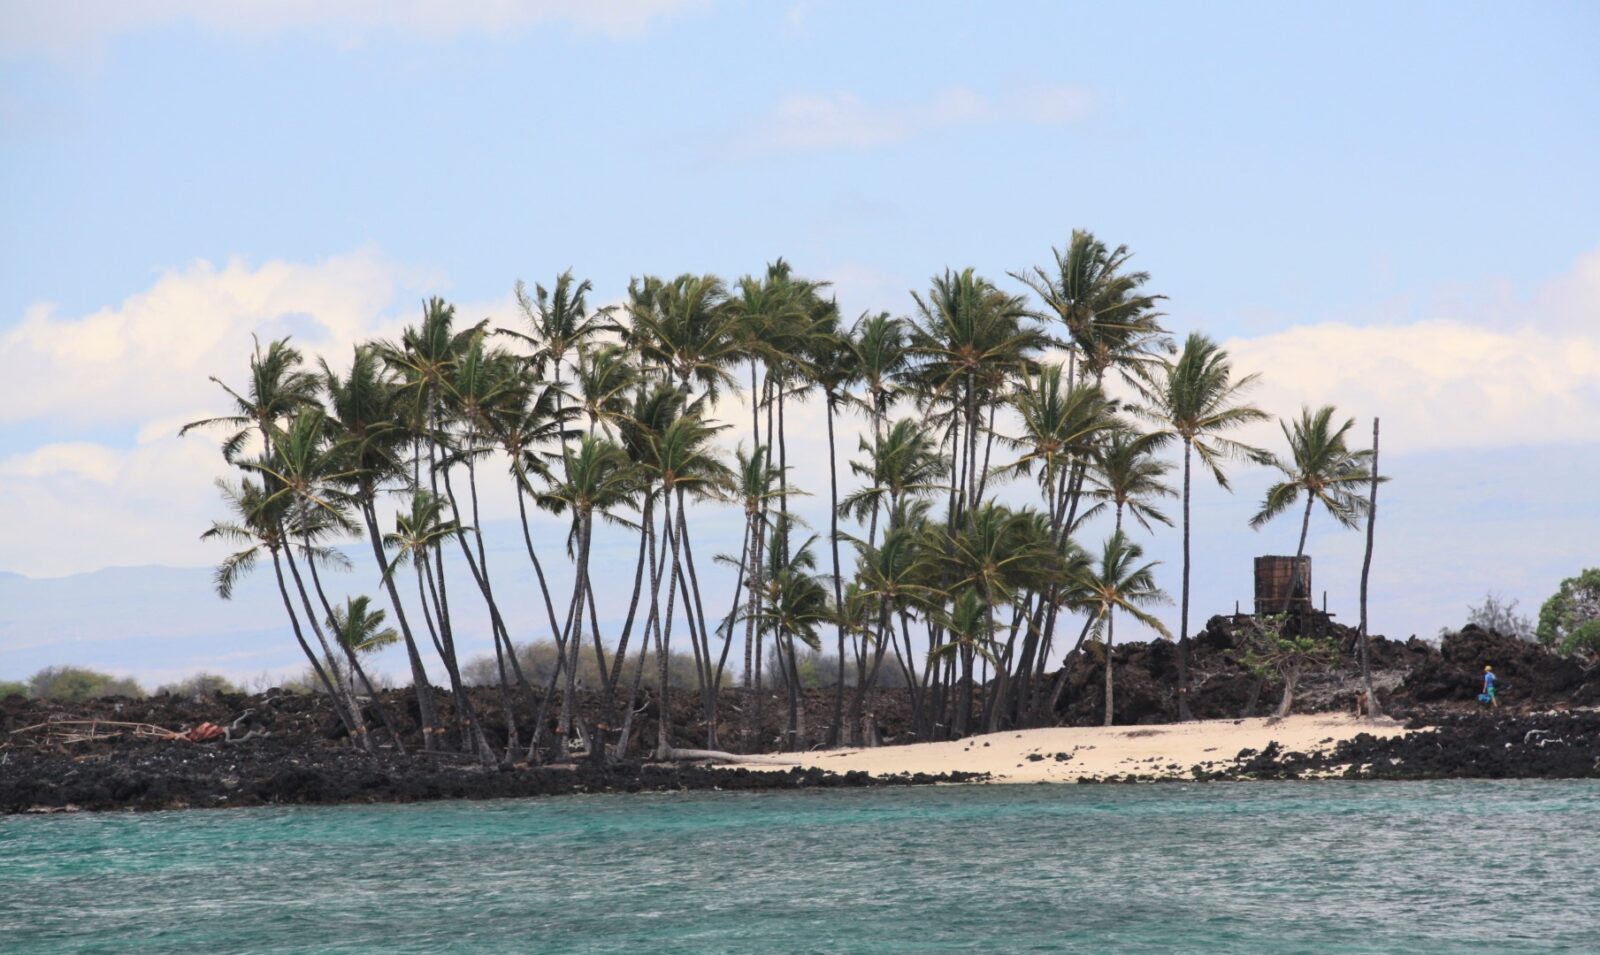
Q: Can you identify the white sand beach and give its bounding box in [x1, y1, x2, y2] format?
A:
[743, 715, 1411, 782]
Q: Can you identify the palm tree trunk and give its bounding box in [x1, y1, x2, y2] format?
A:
[1103, 611, 1116, 727]
[825, 396, 846, 747]
[1177, 438, 1195, 721]
[302, 545, 406, 754]
[655, 492, 683, 759]
[268, 548, 359, 742]
[557, 512, 592, 759]
[1285, 495, 1316, 618]
[604, 495, 654, 713]
[360, 498, 438, 749]
[675, 493, 720, 748]
[277, 543, 369, 752]
[1357, 418, 1384, 719]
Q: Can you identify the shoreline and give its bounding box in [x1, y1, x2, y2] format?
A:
[6, 709, 1596, 815]
[764, 714, 1411, 784]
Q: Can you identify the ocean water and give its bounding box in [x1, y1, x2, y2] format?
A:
[2, 781, 1596, 954]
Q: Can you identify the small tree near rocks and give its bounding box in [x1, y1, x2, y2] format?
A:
[1538, 569, 1600, 661]
[1242, 614, 1338, 720]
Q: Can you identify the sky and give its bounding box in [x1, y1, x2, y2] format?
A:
[2, 1, 1597, 686]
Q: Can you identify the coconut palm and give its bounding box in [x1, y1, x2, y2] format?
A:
[993, 364, 1120, 529]
[1080, 429, 1177, 534]
[626, 273, 740, 400]
[502, 270, 611, 385]
[838, 418, 950, 542]
[1084, 531, 1171, 726]
[1249, 405, 1377, 612]
[380, 489, 494, 761]
[201, 476, 367, 748]
[535, 435, 640, 758]
[908, 268, 1045, 516]
[1134, 332, 1267, 720]
[181, 335, 320, 462]
[324, 595, 405, 749]
[753, 526, 831, 750]
[1012, 230, 1170, 387]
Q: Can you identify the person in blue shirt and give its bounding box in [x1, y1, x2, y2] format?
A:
[1480, 666, 1498, 707]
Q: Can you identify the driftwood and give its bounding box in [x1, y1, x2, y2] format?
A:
[657, 747, 799, 766]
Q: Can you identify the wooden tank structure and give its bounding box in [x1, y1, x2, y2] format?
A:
[1254, 555, 1312, 616]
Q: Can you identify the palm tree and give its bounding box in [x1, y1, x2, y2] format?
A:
[838, 418, 950, 543]
[929, 503, 1058, 735]
[201, 476, 367, 749]
[381, 490, 494, 761]
[325, 595, 403, 744]
[535, 435, 639, 759]
[908, 269, 1045, 517]
[803, 308, 862, 745]
[993, 364, 1119, 530]
[1249, 405, 1377, 613]
[1080, 429, 1177, 535]
[627, 273, 740, 400]
[1134, 332, 1267, 720]
[754, 526, 831, 750]
[1084, 532, 1171, 725]
[181, 335, 320, 461]
[1012, 230, 1170, 387]
[503, 270, 611, 386]
[320, 345, 445, 749]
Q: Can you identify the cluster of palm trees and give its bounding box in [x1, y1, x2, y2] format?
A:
[186, 229, 1381, 765]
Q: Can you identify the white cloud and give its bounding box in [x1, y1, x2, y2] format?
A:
[1, 248, 423, 427]
[1222, 252, 1600, 454]
[0, 248, 526, 576]
[728, 84, 1095, 156]
[1, 0, 708, 62]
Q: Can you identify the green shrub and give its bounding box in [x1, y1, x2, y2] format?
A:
[0, 680, 28, 700]
[27, 666, 146, 702]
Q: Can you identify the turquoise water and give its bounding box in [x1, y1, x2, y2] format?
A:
[2, 781, 1596, 954]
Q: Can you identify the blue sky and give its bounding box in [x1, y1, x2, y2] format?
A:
[2, 1, 1597, 684]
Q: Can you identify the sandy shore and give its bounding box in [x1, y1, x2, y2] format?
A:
[750, 715, 1411, 782]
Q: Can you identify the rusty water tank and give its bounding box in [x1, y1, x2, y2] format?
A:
[1254, 556, 1311, 614]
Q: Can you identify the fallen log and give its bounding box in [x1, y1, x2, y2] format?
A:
[658, 747, 799, 766]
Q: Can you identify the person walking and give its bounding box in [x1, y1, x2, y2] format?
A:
[1479, 666, 1499, 707]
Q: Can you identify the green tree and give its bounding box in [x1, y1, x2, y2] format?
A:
[1249, 405, 1377, 612]
[1082, 531, 1171, 726]
[1241, 614, 1338, 718]
[1537, 569, 1600, 658]
[1134, 332, 1268, 719]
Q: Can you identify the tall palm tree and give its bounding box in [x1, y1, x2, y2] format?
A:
[1249, 405, 1377, 613]
[535, 435, 639, 759]
[1012, 230, 1170, 388]
[993, 364, 1120, 530]
[503, 270, 611, 386]
[181, 335, 320, 462]
[838, 418, 950, 543]
[321, 344, 443, 749]
[1134, 332, 1267, 720]
[804, 307, 862, 745]
[1084, 532, 1171, 725]
[908, 269, 1045, 517]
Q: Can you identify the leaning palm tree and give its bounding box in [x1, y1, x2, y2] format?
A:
[1133, 332, 1267, 720]
[1084, 531, 1171, 726]
[1249, 405, 1377, 613]
[535, 435, 640, 759]
[201, 476, 367, 749]
[180, 335, 320, 462]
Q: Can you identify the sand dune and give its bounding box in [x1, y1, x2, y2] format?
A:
[762, 714, 1410, 783]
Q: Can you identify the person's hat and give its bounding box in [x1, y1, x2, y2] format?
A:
[1484, 665, 1493, 671]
